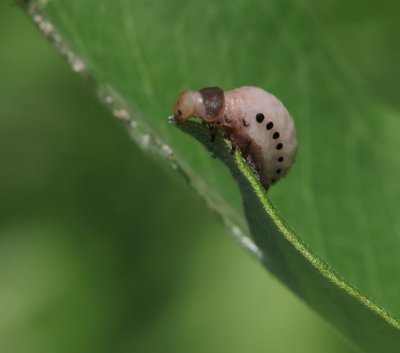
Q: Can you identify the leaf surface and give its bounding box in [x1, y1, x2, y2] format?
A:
[21, 0, 400, 351]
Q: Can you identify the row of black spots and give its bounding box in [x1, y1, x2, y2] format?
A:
[274, 146, 283, 175]
[255, 113, 274, 131]
[255, 114, 282, 145]
[271, 170, 282, 183]
[271, 168, 282, 184]
[255, 113, 284, 176]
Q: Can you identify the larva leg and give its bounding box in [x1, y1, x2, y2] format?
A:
[240, 140, 252, 158]
[233, 134, 252, 159]
[208, 124, 217, 143]
[230, 142, 236, 155]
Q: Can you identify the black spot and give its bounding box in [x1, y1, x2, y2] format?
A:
[273, 132, 280, 139]
[278, 157, 284, 162]
[276, 169, 282, 174]
[276, 143, 283, 150]
[256, 113, 264, 123]
[178, 109, 182, 116]
[271, 179, 276, 183]
[266, 121, 273, 130]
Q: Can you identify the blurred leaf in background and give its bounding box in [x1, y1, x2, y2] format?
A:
[308, 0, 400, 108]
[15, 0, 400, 350]
[0, 2, 362, 353]
[0, 2, 359, 353]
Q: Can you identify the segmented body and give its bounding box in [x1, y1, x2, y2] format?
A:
[173, 86, 297, 190]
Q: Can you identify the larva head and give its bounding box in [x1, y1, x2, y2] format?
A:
[173, 87, 225, 124]
[173, 90, 196, 123]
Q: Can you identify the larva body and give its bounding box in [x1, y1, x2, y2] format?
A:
[173, 86, 297, 190]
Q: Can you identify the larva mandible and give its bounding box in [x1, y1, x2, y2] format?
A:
[172, 86, 297, 190]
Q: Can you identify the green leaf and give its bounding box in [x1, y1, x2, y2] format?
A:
[20, 0, 400, 351]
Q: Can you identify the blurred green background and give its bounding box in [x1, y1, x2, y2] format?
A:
[0, 2, 366, 353]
